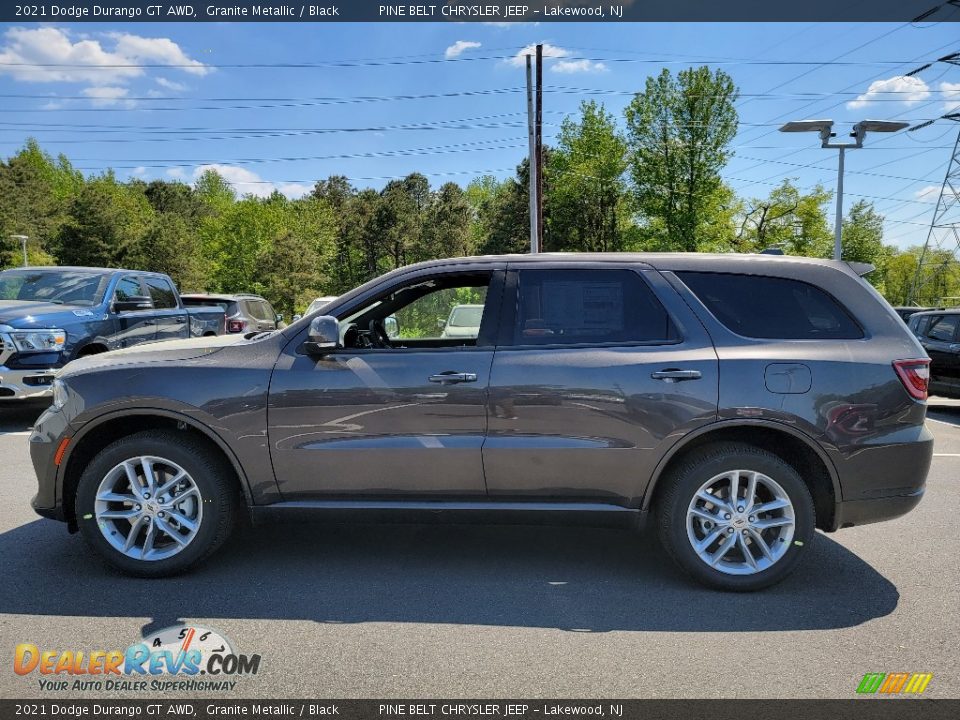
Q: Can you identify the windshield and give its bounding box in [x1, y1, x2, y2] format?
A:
[449, 306, 484, 327]
[0, 270, 109, 307]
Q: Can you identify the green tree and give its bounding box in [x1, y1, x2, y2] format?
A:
[127, 213, 208, 292]
[0, 139, 82, 267]
[549, 101, 630, 252]
[625, 67, 739, 251]
[53, 173, 154, 267]
[732, 180, 833, 255]
[424, 182, 473, 259]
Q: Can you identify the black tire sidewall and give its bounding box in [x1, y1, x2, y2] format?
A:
[658, 444, 815, 592]
[75, 432, 232, 577]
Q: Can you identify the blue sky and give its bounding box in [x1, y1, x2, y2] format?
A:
[0, 21, 958, 250]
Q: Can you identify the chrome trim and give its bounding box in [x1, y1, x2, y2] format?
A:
[0, 364, 57, 400]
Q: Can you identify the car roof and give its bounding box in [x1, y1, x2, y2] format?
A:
[11, 266, 171, 277]
[394, 251, 858, 275]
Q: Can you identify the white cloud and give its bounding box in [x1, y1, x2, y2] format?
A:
[193, 165, 311, 199]
[445, 40, 481, 59]
[82, 85, 134, 108]
[915, 185, 940, 200]
[166, 167, 186, 179]
[847, 75, 930, 109]
[507, 43, 569, 67]
[942, 81, 960, 112]
[0, 27, 209, 98]
[107, 33, 210, 76]
[155, 77, 187, 92]
[132, 166, 148, 177]
[552, 59, 607, 74]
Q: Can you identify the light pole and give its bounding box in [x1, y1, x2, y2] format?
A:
[778, 119, 908, 260]
[9, 234, 29, 267]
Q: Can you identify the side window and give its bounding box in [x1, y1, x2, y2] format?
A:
[144, 277, 177, 309]
[512, 269, 674, 346]
[255, 300, 275, 321]
[340, 272, 492, 349]
[394, 286, 488, 341]
[926, 315, 958, 342]
[678, 272, 863, 340]
[114, 276, 145, 303]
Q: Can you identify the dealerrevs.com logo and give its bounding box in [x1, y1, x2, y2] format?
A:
[13, 625, 261, 693]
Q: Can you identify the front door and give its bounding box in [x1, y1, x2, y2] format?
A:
[482, 264, 719, 504]
[268, 268, 504, 499]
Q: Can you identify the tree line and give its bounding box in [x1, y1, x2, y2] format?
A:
[2, 66, 957, 317]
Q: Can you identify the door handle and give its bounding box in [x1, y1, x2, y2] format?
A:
[651, 369, 702, 382]
[428, 371, 478, 385]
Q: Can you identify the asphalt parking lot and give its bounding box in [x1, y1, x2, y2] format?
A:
[1, 399, 958, 699]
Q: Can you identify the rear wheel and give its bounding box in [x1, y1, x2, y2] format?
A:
[76, 430, 238, 577]
[656, 442, 815, 591]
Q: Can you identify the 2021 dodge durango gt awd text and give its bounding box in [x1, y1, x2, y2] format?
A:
[28, 253, 934, 591]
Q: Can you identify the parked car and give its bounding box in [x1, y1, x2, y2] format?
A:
[893, 306, 935, 323]
[181, 293, 282, 334]
[440, 304, 484, 339]
[29, 253, 932, 590]
[0, 267, 225, 401]
[292, 296, 338, 322]
[908, 308, 960, 398]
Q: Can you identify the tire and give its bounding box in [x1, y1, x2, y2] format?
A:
[655, 442, 815, 592]
[75, 430, 238, 577]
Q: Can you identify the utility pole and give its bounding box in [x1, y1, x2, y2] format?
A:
[10, 235, 28, 267]
[535, 44, 544, 253]
[525, 54, 538, 255]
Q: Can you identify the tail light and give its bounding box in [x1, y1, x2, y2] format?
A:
[893, 359, 930, 401]
[227, 319, 246, 333]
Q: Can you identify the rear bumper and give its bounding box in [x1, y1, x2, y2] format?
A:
[0, 365, 56, 400]
[833, 487, 925, 530]
[829, 425, 933, 530]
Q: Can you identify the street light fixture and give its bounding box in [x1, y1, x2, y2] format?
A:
[9, 234, 29, 267]
[779, 119, 908, 260]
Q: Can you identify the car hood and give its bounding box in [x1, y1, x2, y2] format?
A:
[60, 334, 249, 376]
[0, 300, 102, 328]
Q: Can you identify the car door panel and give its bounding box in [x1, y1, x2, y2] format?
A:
[482, 265, 719, 505]
[111, 275, 157, 348]
[267, 266, 504, 499]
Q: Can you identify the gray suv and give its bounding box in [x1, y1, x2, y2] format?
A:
[29, 253, 933, 591]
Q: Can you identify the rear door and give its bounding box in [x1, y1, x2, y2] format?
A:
[111, 275, 157, 348]
[482, 263, 719, 504]
[143, 276, 187, 341]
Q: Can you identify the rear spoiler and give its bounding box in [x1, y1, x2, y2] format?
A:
[846, 262, 875, 277]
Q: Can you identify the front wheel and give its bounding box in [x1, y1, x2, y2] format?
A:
[76, 430, 238, 577]
[656, 442, 815, 592]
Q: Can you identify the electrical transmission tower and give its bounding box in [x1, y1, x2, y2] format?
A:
[906, 46, 960, 306]
[908, 115, 960, 307]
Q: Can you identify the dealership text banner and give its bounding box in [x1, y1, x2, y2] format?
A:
[4, 0, 960, 22]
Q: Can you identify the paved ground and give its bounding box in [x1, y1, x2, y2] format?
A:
[0, 398, 957, 699]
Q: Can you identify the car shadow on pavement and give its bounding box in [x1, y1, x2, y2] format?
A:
[0, 518, 897, 634]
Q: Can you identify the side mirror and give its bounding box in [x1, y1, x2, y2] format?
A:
[304, 315, 340, 355]
[437, 318, 447, 330]
[276, 313, 284, 323]
[292, 314, 302, 323]
[113, 296, 153, 312]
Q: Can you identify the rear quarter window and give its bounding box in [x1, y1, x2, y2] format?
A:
[678, 271, 863, 340]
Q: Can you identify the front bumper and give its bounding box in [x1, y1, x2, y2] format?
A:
[0, 365, 56, 400]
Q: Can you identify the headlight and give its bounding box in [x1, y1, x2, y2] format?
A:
[51, 379, 68, 410]
[10, 329, 66, 353]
